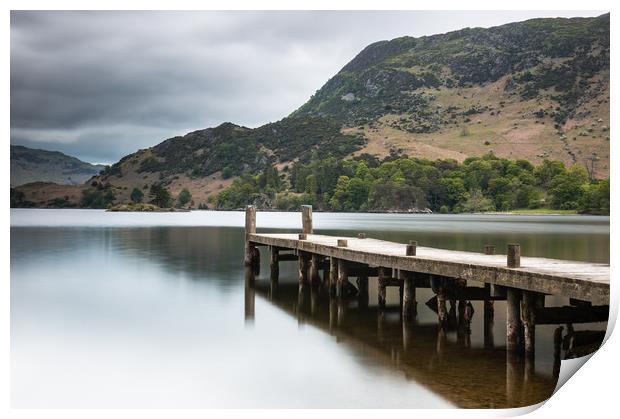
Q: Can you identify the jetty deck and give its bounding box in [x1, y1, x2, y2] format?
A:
[242, 205, 610, 356]
[248, 233, 610, 305]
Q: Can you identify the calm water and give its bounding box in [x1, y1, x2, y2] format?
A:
[10, 209, 609, 408]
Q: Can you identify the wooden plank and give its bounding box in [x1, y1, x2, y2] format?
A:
[248, 233, 609, 304]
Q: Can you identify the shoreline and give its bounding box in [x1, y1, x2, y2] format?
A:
[10, 207, 606, 217]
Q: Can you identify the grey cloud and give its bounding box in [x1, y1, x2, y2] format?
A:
[10, 10, 604, 164]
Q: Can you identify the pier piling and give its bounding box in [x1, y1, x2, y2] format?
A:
[337, 259, 348, 297]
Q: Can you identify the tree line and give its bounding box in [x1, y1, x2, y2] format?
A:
[210, 153, 609, 215]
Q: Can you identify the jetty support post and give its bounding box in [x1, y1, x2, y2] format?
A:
[521, 291, 537, 357]
[506, 288, 523, 353]
[401, 270, 416, 321]
[378, 267, 388, 308]
[337, 259, 349, 298]
[302, 205, 313, 234]
[329, 257, 339, 295]
[244, 205, 257, 267]
[357, 275, 369, 307]
[310, 254, 321, 285]
[431, 275, 448, 327]
[298, 251, 309, 286]
[506, 243, 523, 353]
[269, 246, 279, 282]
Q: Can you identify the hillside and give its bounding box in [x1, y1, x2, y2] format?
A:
[13, 14, 610, 209]
[10, 145, 106, 187]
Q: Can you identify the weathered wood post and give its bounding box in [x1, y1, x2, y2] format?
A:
[507, 243, 521, 268]
[298, 251, 309, 286]
[484, 284, 495, 349]
[270, 246, 279, 282]
[309, 254, 320, 285]
[521, 291, 536, 357]
[506, 243, 523, 353]
[301, 205, 313, 234]
[431, 275, 448, 327]
[553, 326, 563, 379]
[337, 259, 348, 298]
[484, 244, 496, 255]
[402, 270, 416, 320]
[357, 276, 369, 307]
[358, 233, 366, 239]
[506, 288, 523, 353]
[406, 241, 417, 256]
[329, 257, 339, 295]
[378, 267, 389, 307]
[244, 205, 257, 267]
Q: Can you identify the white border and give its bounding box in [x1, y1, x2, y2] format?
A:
[2, 1, 616, 418]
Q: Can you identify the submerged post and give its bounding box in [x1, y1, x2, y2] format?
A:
[270, 246, 279, 282]
[378, 267, 388, 307]
[506, 288, 523, 353]
[310, 254, 320, 285]
[337, 259, 348, 298]
[507, 244, 521, 268]
[301, 205, 313, 234]
[298, 251, 309, 286]
[521, 291, 536, 357]
[329, 257, 339, 295]
[244, 205, 257, 267]
[401, 270, 416, 320]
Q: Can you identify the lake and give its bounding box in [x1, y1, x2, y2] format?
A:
[10, 209, 610, 408]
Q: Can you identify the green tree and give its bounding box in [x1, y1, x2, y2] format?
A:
[462, 189, 495, 213]
[177, 188, 192, 207]
[149, 184, 172, 208]
[549, 164, 588, 209]
[130, 187, 144, 203]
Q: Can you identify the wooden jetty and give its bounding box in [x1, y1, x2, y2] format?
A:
[244, 205, 610, 356]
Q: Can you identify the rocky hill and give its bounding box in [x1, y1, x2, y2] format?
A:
[10, 145, 106, 187]
[13, 14, 609, 208]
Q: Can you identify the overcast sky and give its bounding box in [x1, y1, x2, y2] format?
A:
[10, 10, 605, 164]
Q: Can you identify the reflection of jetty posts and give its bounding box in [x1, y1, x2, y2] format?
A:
[244, 205, 610, 356]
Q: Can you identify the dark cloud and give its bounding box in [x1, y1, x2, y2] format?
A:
[10, 10, 604, 164]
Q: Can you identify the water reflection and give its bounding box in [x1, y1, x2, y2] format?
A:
[249, 280, 566, 408]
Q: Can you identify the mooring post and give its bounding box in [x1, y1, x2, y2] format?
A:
[301, 205, 313, 234]
[506, 288, 523, 353]
[406, 241, 417, 256]
[298, 251, 309, 286]
[402, 270, 416, 320]
[244, 205, 257, 267]
[329, 257, 339, 295]
[507, 243, 521, 268]
[270, 246, 279, 282]
[521, 291, 536, 357]
[484, 244, 495, 255]
[337, 259, 348, 297]
[378, 267, 388, 307]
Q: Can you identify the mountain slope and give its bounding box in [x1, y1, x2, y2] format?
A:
[10, 145, 106, 187]
[14, 14, 610, 208]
